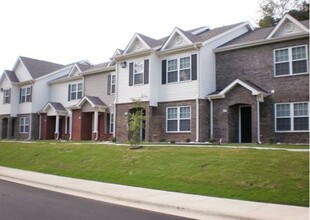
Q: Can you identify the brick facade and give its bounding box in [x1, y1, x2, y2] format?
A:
[116, 99, 209, 143]
[214, 38, 309, 143]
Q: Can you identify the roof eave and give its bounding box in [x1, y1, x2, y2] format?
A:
[156, 43, 202, 56]
[82, 66, 115, 76]
[48, 75, 83, 85]
[114, 49, 154, 61]
[215, 33, 309, 53]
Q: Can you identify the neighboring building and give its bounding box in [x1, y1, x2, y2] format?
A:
[114, 22, 253, 142]
[40, 61, 92, 140]
[0, 56, 65, 139]
[208, 14, 309, 143]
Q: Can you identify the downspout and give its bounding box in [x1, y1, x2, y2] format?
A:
[208, 97, 213, 140]
[196, 95, 199, 142]
[256, 95, 261, 144]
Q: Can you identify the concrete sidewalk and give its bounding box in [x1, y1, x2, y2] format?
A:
[0, 166, 308, 220]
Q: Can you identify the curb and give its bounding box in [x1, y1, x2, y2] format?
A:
[0, 167, 309, 220]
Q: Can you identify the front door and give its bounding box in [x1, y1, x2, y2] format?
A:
[240, 106, 252, 143]
[1, 118, 8, 139]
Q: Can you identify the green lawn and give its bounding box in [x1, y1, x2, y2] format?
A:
[0, 141, 308, 206]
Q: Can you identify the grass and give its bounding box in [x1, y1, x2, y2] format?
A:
[0, 141, 308, 207]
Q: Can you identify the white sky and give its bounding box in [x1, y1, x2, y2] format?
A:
[0, 0, 260, 72]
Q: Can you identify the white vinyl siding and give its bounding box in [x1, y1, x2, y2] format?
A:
[274, 45, 308, 76]
[166, 106, 191, 132]
[275, 102, 309, 132]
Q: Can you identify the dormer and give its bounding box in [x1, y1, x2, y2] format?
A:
[123, 33, 151, 54]
[267, 14, 309, 39]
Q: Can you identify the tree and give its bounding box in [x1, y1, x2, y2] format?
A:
[257, 0, 309, 27]
[128, 98, 145, 148]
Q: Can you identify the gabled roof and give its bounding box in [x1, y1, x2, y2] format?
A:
[71, 96, 107, 110]
[41, 102, 67, 113]
[207, 79, 268, 99]
[19, 56, 64, 79]
[4, 70, 19, 83]
[267, 13, 309, 39]
[216, 15, 309, 52]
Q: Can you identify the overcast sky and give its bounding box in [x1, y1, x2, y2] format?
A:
[0, 0, 260, 72]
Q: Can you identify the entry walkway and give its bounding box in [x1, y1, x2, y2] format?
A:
[0, 166, 308, 220]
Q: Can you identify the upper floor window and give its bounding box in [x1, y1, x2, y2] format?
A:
[275, 102, 309, 132]
[19, 117, 29, 133]
[162, 54, 197, 84]
[107, 75, 116, 95]
[167, 56, 191, 83]
[68, 83, 83, 101]
[3, 88, 10, 104]
[166, 106, 191, 132]
[129, 59, 149, 86]
[274, 45, 308, 76]
[19, 86, 32, 103]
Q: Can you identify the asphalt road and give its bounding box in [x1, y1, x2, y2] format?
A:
[0, 180, 190, 220]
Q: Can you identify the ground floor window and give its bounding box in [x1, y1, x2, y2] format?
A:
[275, 102, 309, 132]
[106, 113, 114, 134]
[19, 117, 29, 133]
[166, 106, 191, 132]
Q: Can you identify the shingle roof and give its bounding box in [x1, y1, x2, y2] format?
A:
[85, 96, 106, 106]
[4, 70, 19, 83]
[221, 19, 309, 47]
[19, 56, 64, 79]
[138, 33, 164, 48]
[49, 102, 67, 111]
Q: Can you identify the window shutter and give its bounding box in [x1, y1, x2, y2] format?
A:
[161, 60, 167, 84]
[144, 59, 149, 84]
[19, 88, 22, 103]
[191, 54, 197, 80]
[129, 62, 134, 86]
[29, 86, 32, 102]
[68, 84, 71, 101]
[107, 75, 111, 95]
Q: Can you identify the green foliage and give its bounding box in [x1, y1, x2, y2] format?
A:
[257, 0, 309, 28]
[0, 141, 308, 206]
[128, 98, 145, 147]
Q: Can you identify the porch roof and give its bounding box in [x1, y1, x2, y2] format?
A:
[207, 79, 269, 100]
[41, 102, 67, 114]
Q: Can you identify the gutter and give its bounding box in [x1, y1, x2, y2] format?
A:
[214, 34, 309, 53]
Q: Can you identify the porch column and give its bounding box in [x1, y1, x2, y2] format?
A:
[93, 110, 99, 140]
[55, 114, 60, 140]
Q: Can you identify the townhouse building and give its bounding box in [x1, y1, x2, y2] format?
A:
[114, 22, 253, 142]
[0, 56, 66, 140]
[208, 14, 309, 144]
[0, 15, 308, 144]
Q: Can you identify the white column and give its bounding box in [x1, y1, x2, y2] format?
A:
[208, 98, 213, 140]
[93, 110, 99, 140]
[55, 114, 60, 139]
[256, 96, 261, 144]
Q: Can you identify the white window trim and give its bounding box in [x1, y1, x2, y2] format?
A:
[166, 106, 191, 133]
[133, 62, 144, 85]
[166, 56, 191, 83]
[275, 102, 309, 132]
[111, 75, 116, 94]
[274, 45, 308, 77]
[69, 83, 83, 100]
[109, 113, 114, 134]
[20, 86, 31, 103]
[3, 88, 10, 104]
[19, 117, 29, 134]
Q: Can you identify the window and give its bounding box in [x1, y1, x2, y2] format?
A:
[134, 62, 143, 85]
[166, 106, 191, 132]
[275, 102, 309, 132]
[274, 45, 308, 76]
[167, 56, 191, 83]
[19, 117, 29, 133]
[111, 75, 116, 94]
[106, 113, 114, 134]
[3, 88, 10, 104]
[68, 83, 83, 101]
[20, 87, 31, 103]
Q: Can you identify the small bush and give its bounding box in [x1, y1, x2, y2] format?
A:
[186, 138, 191, 143]
[111, 137, 117, 143]
[170, 140, 176, 144]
